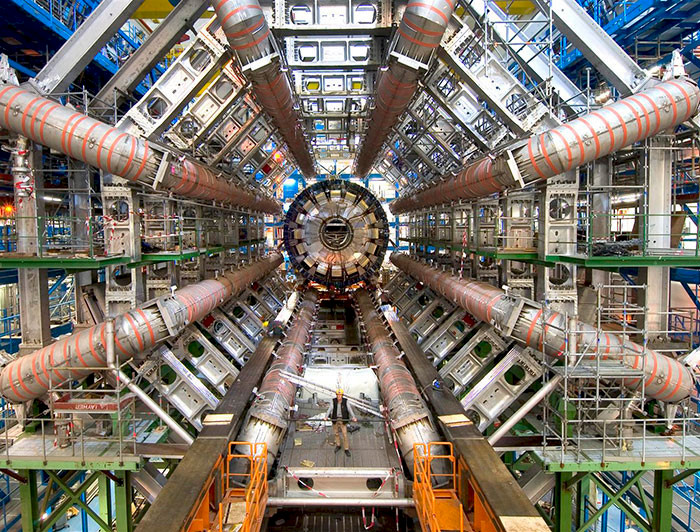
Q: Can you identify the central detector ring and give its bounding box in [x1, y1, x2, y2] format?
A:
[283, 180, 389, 289]
[319, 216, 354, 251]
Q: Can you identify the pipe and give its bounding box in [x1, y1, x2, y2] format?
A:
[354, 288, 442, 473]
[0, 84, 281, 214]
[266, 497, 414, 508]
[391, 77, 700, 214]
[105, 317, 194, 445]
[0, 253, 283, 403]
[235, 289, 319, 466]
[212, 0, 316, 178]
[353, 0, 456, 178]
[390, 253, 696, 403]
[487, 375, 563, 445]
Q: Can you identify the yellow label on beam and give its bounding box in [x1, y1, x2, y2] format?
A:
[133, 0, 213, 19]
[495, 1, 536, 15]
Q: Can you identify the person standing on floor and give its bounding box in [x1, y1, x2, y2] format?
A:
[325, 388, 357, 456]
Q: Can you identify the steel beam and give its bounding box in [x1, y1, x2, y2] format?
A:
[465, 1, 587, 114]
[532, 0, 648, 96]
[383, 305, 550, 531]
[92, 0, 209, 112]
[31, 0, 146, 95]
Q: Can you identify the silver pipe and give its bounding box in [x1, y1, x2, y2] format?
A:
[104, 315, 194, 444]
[391, 77, 700, 213]
[235, 289, 319, 467]
[266, 497, 414, 508]
[353, 0, 456, 178]
[391, 253, 696, 403]
[211, 0, 316, 178]
[487, 375, 564, 445]
[354, 288, 442, 473]
[116, 369, 194, 445]
[0, 84, 281, 214]
[0, 254, 283, 403]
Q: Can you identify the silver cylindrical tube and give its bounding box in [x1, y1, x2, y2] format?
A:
[236, 289, 319, 466]
[355, 288, 442, 473]
[353, 0, 456, 178]
[0, 253, 283, 403]
[211, 0, 316, 178]
[391, 253, 696, 403]
[0, 84, 280, 214]
[391, 77, 700, 213]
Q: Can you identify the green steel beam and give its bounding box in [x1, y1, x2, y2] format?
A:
[553, 472, 574, 532]
[576, 471, 644, 532]
[99, 474, 113, 527]
[591, 473, 651, 532]
[19, 469, 38, 532]
[44, 470, 111, 532]
[543, 457, 700, 473]
[399, 237, 700, 268]
[664, 468, 699, 487]
[114, 470, 133, 532]
[652, 470, 674, 532]
[0, 240, 266, 270]
[0, 456, 141, 470]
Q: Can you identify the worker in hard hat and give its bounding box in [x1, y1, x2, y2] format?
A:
[324, 388, 357, 456]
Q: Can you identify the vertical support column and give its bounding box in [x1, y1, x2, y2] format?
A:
[553, 471, 574, 532]
[19, 469, 38, 532]
[12, 135, 52, 354]
[640, 137, 672, 337]
[652, 469, 673, 532]
[114, 470, 133, 532]
[99, 473, 113, 527]
[70, 158, 98, 325]
[589, 158, 612, 287]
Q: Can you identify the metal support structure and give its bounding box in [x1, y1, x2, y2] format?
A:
[354, 288, 442, 472]
[390, 253, 696, 402]
[0, 84, 281, 214]
[532, 0, 649, 96]
[235, 289, 319, 466]
[553, 472, 574, 532]
[353, 0, 455, 177]
[391, 77, 700, 214]
[92, 0, 211, 112]
[0, 254, 283, 402]
[211, 0, 316, 178]
[31, 0, 146, 95]
[640, 136, 673, 335]
[11, 135, 52, 354]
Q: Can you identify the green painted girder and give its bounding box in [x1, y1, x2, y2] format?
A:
[0, 240, 266, 271]
[0, 255, 131, 270]
[0, 456, 142, 471]
[543, 457, 700, 472]
[400, 236, 700, 268]
[546, 254, 700, 267]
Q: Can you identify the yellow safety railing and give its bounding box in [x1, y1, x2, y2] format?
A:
[413, 442, 470, 532]
[211, 442, 268, 532]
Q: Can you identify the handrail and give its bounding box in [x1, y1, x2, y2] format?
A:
[212, 441, 268, 532]
[413, 442, 466, 532]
